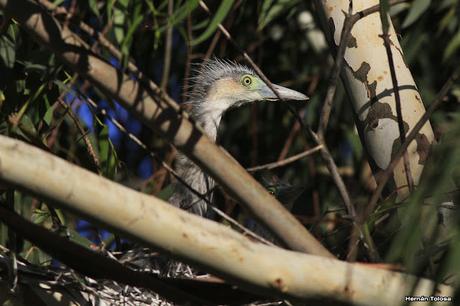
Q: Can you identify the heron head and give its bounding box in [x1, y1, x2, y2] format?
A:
[186, 59, 308, 139]
[188, 59, 309, 118]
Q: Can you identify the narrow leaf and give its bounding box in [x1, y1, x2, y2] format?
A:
[443, 30, 460, 61]
[192, 0, 234, 46]
[402, 0, 431, 28]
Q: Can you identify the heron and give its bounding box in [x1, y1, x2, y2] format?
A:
[169, 58, 309, 217]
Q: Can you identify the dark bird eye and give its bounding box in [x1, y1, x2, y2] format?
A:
[242, 76, 252, 86]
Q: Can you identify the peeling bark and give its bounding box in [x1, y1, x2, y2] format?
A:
[317, 0, 435, 198]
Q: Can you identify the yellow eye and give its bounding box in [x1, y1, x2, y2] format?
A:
[242, 75, 252, 87]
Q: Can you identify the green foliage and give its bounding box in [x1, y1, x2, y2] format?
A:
[402, 0, 431, 28]
[0, 0, 458, 302]
[0, 23, 17, 69]
[258, 0, 301, 31]
[98, 125, 119, 179]
[192, 0, 234, 46]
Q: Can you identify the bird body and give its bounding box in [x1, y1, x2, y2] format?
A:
[169, 59, 308, 216]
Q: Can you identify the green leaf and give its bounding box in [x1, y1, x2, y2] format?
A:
[443, 30, 460, 61]
[32, 208, 50, 225]
[43, 103, 56, 126]
[345, 129, 362, 160]
[156, 184, 174, 200]
[113, 1, 128, 45]
[98, 125, 118, 178]
[67, 228, 93, 249]
[19, 114, 38, 137]
[402, 0, 431, 28]
[107, 0, 115, 20]
[258, 0, 300, 31]
[191, 0, 234, 46]
[24, 245, 51, 266]
[88, 0, 100, 16]
[0, 90, 4, 111]
[0, 23, 17, 69]
[156, 0, 199, 36]
[167, 0, 200, 30]
[120, 3, 144, 65]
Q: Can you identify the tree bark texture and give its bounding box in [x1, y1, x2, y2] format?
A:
[316, 0, 435, 198]
[0, 135, 453, 305]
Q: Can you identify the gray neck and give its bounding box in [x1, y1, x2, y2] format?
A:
[168, 104, 224, 216]
[191, 104, 225, 141]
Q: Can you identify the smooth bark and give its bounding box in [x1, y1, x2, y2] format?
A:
[316, 0, 435, 198]
[0, 135, 453, 305]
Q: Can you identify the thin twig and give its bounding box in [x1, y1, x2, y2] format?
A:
[160, 0, 174, 91]
[200, 0, 356, 219]
[204, 30, 222, 60]
[313, 0, 411, 260]
[57, 98, 101, 172]
[312, 130, 357, 219]
[182, 14, 193, 102]
[316, 0, 409, 139]
[317, 0, 353, 140]
[248, 145, 323, 172]
[277, 118, 301, 161]
[379, 10, 414, 191]
[364, 72, 459, 219]
[5, 190, 18, 291]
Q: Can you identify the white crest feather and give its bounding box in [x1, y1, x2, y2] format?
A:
[184, 58, 255, 117]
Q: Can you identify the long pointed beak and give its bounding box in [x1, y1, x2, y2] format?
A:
[261, 84, 309, 102]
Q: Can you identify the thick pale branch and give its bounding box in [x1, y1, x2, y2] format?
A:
[0, 135, 453, 305]
[0, 206, 208, 305]
[315, 0, 436, 199]
[0, 0, 332, 257]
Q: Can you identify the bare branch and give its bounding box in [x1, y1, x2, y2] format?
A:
[0, 205, 210, 305]
[379, 10, 414, 191]
[57, 98, 101, 172]
[247, 145, 323, 172]
[0, 135, 453, 304]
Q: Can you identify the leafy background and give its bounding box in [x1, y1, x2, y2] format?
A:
[0, 0, 459, 302]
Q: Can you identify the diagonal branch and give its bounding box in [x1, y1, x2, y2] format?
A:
[247, 145, 323, 172]
[0, 135, 453, 305]
[0, 0, 332, 257]
[379, 8, 414, 192]
[0, 205, 210, 305]
[315, 0, 409, 139]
